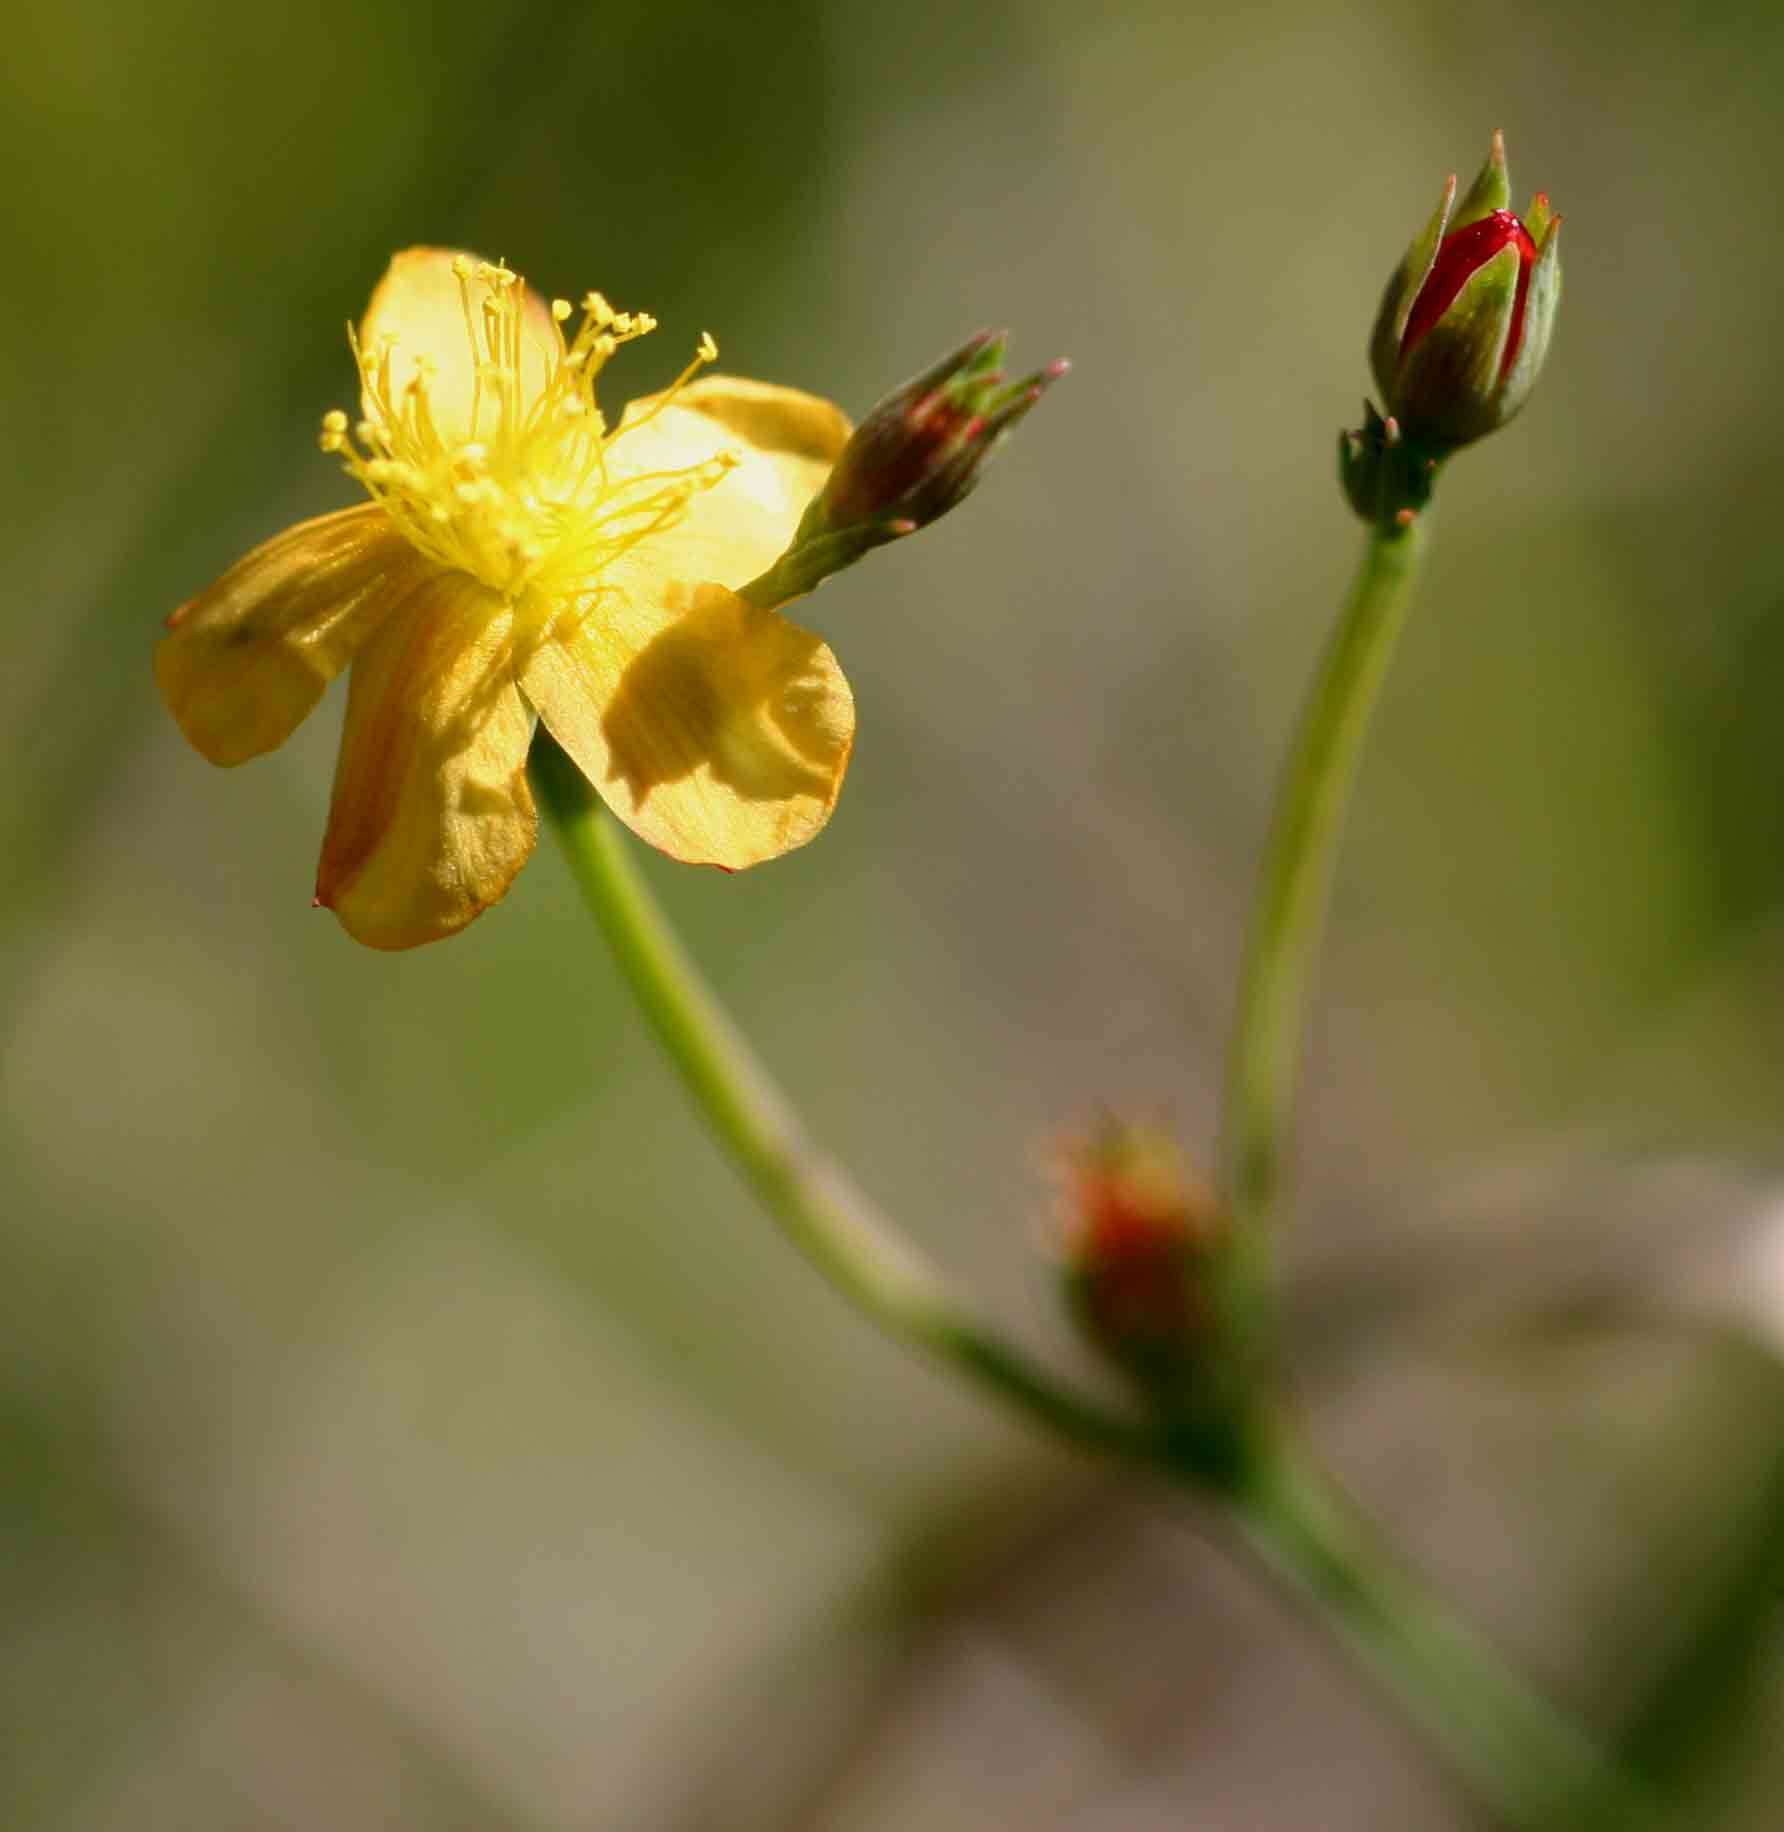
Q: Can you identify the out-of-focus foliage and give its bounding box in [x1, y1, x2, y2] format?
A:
[4, 0, 1783, 1825]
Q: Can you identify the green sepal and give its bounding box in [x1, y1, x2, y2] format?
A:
[1390, 239, 1520, 446]
[1497, 217, 1562, 426]
[1523, 191, 1554, 244]
[1339, 399, 1443, 527]
[1369, 173, 1456, 399]
[1452, 129, 1510, 229]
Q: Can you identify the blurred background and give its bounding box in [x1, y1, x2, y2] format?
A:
[5, 0, 1784, 1824]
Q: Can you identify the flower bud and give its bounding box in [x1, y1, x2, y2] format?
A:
[1368, 131, 1562, 450]
[1060, 1117, 1222, 1388]
[821, 331, 1068, 531]
[742, 332, 1068, 604]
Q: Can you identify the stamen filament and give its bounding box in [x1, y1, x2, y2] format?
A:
[319, 260, 733, 608]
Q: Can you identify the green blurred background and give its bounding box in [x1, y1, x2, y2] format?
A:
[5, 0, 1784, 1824]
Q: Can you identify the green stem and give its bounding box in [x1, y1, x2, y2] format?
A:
[528, 734, 1144, 1461]
[1218, 516, 1427, 1323]
[1231, 1436, 1663, 1829]
[529, 701, 1654, 1830]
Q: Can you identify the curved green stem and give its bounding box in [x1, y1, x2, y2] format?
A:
[1218, 517, 1427, 1330]
[529, 733, 1145, 1461]
[1231, 1436, 1663, 1829]
[530, 706, 1656, 1831]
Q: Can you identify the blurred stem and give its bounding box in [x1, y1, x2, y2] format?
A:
[1217, 516, 1427, 1341]
[532, 724, 1655, 1829]
[529, 732, 1144, 1460]
[1231, 1434, 1664, 1830]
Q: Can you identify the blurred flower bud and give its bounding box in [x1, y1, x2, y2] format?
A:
[743, 332, 1068, 604]
[1368, 131, 1562, 451]
[1060, 1116, 1223, 1389]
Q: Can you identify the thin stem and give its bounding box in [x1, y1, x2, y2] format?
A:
[1218, 516, 1427, 1322]
[1231, 1436, 1663, 1829]
[529, 734, 1145, 1461]
[530, 729, 1653, 1828]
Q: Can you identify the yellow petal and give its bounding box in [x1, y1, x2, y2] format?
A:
[157, 504, 425, 766]
[669, 374, 852, 468]
[520, 580, 854, 868]
[316, 573, 537, 950]
[602, 376, 852, 590]
[359, 247, 559, 448]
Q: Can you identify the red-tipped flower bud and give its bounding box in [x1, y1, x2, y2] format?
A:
[743, 331, 1068, 604]
[818, 331, 1067, 534]
[1060, 1117, 1222, 1388]
[1369, 131, 1562, 450]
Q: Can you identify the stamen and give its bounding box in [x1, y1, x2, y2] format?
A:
[608, 329, 721, 444]
[320, 259, 737, 606]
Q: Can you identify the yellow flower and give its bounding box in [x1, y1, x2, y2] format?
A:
[157, 249, 857, 949]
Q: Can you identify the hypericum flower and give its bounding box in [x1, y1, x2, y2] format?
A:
[157, 249, 857, 949]
[1368, 130, 1562, 450]
[1059, 1116, 1223, 1387]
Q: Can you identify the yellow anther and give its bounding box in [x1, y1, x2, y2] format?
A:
[318, 259, 740, 602]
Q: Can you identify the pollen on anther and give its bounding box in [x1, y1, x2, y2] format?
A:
[551, 298, 573, 322]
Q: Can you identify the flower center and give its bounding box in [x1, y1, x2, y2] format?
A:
[320, 258, 737, 609]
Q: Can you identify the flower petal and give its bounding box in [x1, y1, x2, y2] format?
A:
[669, 375, 853, 468]
[359, 247, 559, 448]
[156, 504, 425, 766]
[316, 573, 537, 950]
[519, 580, 853, 868]
[601, 376, 852, 589]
